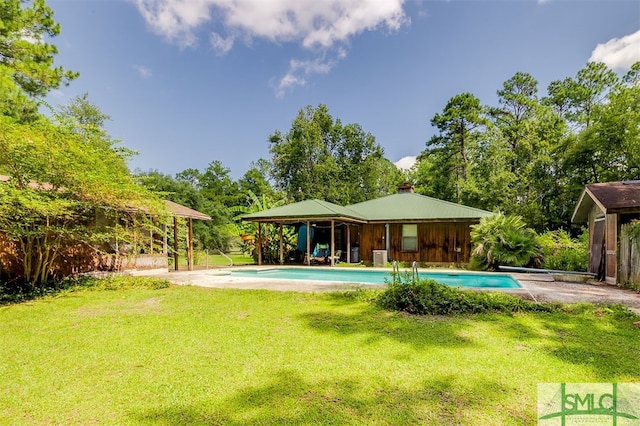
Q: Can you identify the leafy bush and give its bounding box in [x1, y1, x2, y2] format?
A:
[376, 277, 558, 315]
[561, 302, 640, 321]
[91, 276, 171, 291]
[0, 275, 94, 305]
[470, 213, 542, 270]
[0, 274, 170, 305]
[538, 229, 588, 272]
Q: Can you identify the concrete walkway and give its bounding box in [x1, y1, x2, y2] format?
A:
[131, 267, 640, 314]
[511, 273, 640, 313]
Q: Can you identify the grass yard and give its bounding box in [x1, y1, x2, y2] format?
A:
[173, 251, 254, 268]
[1, 282, 639, 425]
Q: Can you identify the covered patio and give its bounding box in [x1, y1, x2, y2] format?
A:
[242, 199, 367, 266]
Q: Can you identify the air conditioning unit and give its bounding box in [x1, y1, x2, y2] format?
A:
[373, 250, 387, 267]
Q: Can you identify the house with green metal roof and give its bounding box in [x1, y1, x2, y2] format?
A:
[242, 185, 492, 266]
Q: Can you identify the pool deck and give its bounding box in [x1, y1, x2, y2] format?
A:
[130, 266, 640, 314]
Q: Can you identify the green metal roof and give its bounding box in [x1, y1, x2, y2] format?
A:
[347, 192, 493, 221]
[242, 194, 492, 223]
[242, 199, 366, 222]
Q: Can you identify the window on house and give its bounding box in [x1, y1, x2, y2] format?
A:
[402, 224, 417, 251]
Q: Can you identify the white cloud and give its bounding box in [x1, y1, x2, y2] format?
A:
[132, 0, 409, 95]
[394, 155, 417, 171]
[134, 0, 407, 48]
[133, 0, 213, 47]
[273, 44, 349, 98]
[274, 56, 337, 98]
[589, 30, 640, 70]
[210, 32, 235, 55]
[274, 73, 306, 99]
[133, 64, 153, 79]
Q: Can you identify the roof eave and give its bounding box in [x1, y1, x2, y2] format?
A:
[365, 217, 485, 223]
[571, 187, 605, 223]
[242, 215, 367, 224]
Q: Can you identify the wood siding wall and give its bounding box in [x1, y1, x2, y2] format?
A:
[605, 213, 618, 284]
[359, 222, 475, 264]
[587, 204, 606, 277]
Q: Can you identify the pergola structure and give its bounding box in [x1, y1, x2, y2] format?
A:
[242, 199, 367, 266]
[164, 200, 212, 271]
[0, 174, 212, 273]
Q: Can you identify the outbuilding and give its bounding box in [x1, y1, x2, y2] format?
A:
[572, 180, 640, 284]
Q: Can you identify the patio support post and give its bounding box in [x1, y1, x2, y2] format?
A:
[188, 218, 193, 271]
[346, 224, 351, 264]
[132, 216, 137, 254]
[306, 221, 310, 266]
[162, 224, 168, 255]
[331, 220, 335, 266]
[173, 216, 179, 271]
[279, 223, 283, 265]
[116, 212, 120, 255]
[258, 223, 262, 266]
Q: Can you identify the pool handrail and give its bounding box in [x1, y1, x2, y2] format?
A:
[218, 251, 233, 267]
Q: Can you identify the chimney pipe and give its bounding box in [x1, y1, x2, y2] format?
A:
[398, 183, 414, 193]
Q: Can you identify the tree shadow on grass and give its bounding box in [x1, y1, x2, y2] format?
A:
[308, 291, 640, 380]
[298, 300, 477, 351]
[133, 369, 529, 425]
[489, 308, 640, 380]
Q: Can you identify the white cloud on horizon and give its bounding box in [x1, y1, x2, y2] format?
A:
[589, 30, 640, 70]
[132, 0, 409, 95]
[394, 155, 417, 171]
[133, 64, 153, 79]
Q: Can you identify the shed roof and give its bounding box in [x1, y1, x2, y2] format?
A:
[347, 192, 493, 221]
[0, 174, 55, 191]
[164, 200, 212, 220]
[242, 199, 366, 223]
[572, 181, 640, 223]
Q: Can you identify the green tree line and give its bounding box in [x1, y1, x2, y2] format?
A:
[412, 62, 640, 232]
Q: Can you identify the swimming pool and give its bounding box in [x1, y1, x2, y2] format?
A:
[228, 267, 521, 289]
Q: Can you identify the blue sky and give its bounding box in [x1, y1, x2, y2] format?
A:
[47, 0, 640, 179]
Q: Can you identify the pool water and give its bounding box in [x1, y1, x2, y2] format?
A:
[229, 267, 521, 289]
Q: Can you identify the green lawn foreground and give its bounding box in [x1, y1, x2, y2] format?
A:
[1, 283, 639, 425]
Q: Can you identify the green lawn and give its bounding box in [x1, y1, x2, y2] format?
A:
[174, 251, 255, 268]
[1, 284, 639, 425]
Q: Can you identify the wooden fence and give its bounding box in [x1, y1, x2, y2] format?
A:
[619, 223, 640, 290]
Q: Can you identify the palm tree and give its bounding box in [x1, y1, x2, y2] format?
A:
[470, 213, 542, 270]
